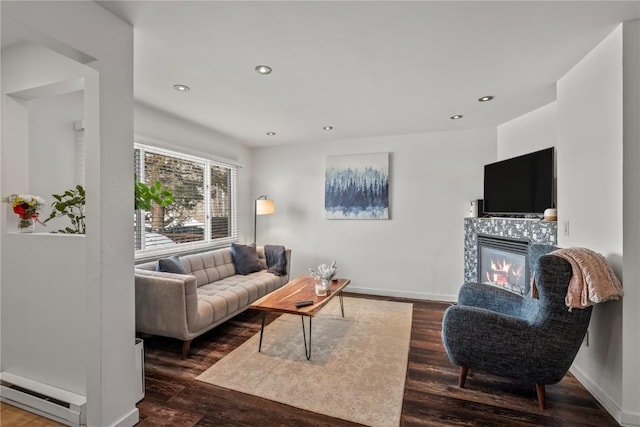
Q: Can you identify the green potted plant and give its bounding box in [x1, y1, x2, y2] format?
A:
[44, 179, 174, 235]
[44, 185, 86, 234]
[135, 177, 174, 211]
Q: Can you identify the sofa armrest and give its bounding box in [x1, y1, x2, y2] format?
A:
[284, 248, 292, 279]
[457, 282, 526, 318]
[134, 269, 198, 340]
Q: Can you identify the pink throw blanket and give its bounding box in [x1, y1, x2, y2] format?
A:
[550, 248, 624, 310]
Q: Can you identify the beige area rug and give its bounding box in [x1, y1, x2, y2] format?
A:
[196, 297, 413, 427]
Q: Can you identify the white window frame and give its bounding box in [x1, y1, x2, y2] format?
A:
[134, 142, 239, 260]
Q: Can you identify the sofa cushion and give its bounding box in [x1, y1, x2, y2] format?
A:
[157, 255, 187, 274]
[231, 243, 261, 275]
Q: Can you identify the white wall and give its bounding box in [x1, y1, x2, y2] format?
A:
[2, 234, 86, 395]
[622, 19, 640, 427]
[1, 42, 86, 94]
[1, 2, 138, 426]
[497, 102, 557, 160]
[498, 25, 640, 425]
[557, 26, 624, 419]
[1, 43, 85, 197]
[28, 90, 84, 219]
[1, 42, 89, 395]
[251, 128, 497, 300]
[135, 102, 249, 164]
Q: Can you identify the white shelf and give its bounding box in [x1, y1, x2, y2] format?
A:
[6, 232, 85, 238]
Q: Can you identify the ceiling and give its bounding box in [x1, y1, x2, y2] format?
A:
[94, 2, 638, 147]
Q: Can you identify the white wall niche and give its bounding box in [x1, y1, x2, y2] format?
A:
[2, 42, 90, 233]
[1, 30, 94, 424]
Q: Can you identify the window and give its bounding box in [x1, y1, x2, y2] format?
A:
[134, 143, 238, 257]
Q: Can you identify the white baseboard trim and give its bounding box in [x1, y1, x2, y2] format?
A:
[0, 371, 86, 426]
[622, 411, 640, 427]
[346, 286, 457, 302]
[572, 365, 640, 426]
[569, 365, 623, 424]
[111, 407, 139, 427]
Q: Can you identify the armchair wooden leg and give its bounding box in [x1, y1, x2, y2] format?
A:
[458, 366, 469, 388]
[535, 384, 546, 410]
[181, 340, 192, 359]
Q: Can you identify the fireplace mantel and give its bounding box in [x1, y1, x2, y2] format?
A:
[464, 217, 557, 283]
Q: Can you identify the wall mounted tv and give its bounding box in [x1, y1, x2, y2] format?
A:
[483, 147, 554, 216]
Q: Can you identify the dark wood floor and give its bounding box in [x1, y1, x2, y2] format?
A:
[136, 294, 619, 426]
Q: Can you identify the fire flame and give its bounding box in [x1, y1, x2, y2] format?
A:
[486, 258, 523, 287]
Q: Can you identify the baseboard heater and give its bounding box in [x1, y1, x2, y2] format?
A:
[0, 371, 86, 426]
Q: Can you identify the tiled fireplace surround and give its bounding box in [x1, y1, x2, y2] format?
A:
[464, 217, 558, 283]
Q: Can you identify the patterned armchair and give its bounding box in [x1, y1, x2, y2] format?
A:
[441, 244, 592, 409]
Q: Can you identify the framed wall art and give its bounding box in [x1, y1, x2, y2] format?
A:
[325, 152, 389, 220]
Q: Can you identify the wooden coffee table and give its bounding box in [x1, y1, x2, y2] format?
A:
[249, 275, 351, 360]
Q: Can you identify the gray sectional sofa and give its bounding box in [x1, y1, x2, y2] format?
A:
[135, 245, 290, 357]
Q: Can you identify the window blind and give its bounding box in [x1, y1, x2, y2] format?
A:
[134, 143, 238, 257]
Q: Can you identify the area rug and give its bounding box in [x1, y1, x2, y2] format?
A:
[196, 297, 413, 427]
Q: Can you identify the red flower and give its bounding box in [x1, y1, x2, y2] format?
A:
[13, 205, 26, 216]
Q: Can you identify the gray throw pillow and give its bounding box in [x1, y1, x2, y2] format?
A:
[157, 255, 187, 274]
[231, 243, 261, 275]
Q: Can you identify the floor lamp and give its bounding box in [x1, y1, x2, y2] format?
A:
[254, 195, 275, 244]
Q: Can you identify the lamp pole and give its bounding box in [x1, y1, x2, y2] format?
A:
[254, 195, 274, 244]
[254, 197, 260, 243]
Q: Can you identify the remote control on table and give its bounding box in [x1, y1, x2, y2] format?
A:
[295, 300, 314, 308]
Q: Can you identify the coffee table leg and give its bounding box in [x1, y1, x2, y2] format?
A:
[339, 291, 345, 317]
[301, 316, 312, 360]
[258, 312, 266, 353]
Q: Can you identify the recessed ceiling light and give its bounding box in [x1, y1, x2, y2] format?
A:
[479, 95, 494, 102]
[451, 115, 463, 120]
[255, 65, 272, 75]
[266, 131, 276, 136]
[323, 126, 333, 130]
[173, 84, 190, 92]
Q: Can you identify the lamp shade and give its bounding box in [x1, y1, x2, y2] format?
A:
[256, 199, 275, 215]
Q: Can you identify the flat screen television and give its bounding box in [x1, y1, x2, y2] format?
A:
[483, 147, 554, 215]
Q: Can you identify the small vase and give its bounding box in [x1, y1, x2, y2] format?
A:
[322, 279, 331, 292]
[315, 280, 328, 297]
[18, 216, 35, 233]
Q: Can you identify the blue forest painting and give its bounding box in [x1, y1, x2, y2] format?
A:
[325, 152, 389, 220]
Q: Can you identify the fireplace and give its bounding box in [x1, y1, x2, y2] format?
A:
[477, 235, 529, 296]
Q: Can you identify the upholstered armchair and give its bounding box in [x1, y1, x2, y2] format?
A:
[441, 244, 592, 409]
